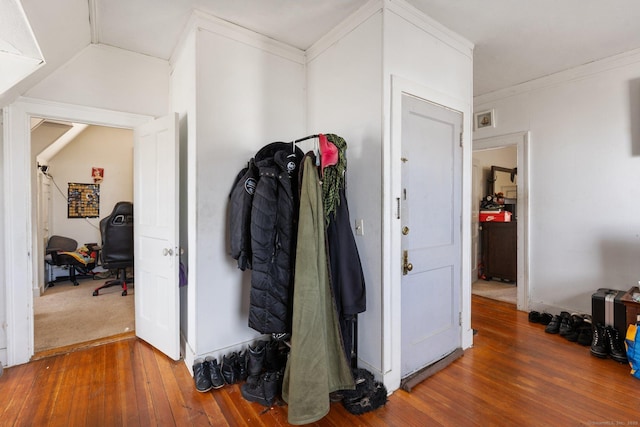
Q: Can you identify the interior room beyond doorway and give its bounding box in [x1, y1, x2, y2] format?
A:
[32, 118, 135, 354]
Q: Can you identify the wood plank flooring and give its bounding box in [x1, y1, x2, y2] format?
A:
[1, 295, 639, 426]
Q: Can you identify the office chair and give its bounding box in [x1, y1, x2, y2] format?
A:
[93, 201, 134, 296]
[45, 235, 96, 287]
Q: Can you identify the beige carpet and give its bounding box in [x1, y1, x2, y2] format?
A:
[472, 280, 517, 304]
[34, 278, 135, 353]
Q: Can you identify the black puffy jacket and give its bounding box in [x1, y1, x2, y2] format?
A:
[228, 159, 258, 271]
[248, 143, 304, 334]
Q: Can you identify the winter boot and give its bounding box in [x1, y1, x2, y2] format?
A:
[240, 371, 281, 407]
[605, 326, 628, 363]
[246, 341, 265, 385]
[264, 340, 287, 372]
[193, 358, 212, 392]
[204, 356, 225, 389]
[236, 350, 248, 382]
[590, 323, 608, 358]
[221, 352, 238, 385]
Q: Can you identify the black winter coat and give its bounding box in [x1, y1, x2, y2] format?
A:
[228, 159, 258, 271]
[248, 142, 303, 334]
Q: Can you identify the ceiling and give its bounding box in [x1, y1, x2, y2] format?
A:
[7, 0, 640, 101]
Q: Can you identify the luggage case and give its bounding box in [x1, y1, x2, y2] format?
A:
[591, 288, 627, 335]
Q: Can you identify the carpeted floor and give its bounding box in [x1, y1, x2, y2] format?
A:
[34, 277, 135, 353]
[472, 279, 517, 304]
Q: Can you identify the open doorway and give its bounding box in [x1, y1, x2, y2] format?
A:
[31, 118, 135, 355]
[472, 132, 529, 311]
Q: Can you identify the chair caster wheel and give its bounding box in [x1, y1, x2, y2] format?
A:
[73, 281, 79, 286]
[122, 290, 127, 296]
[93, 290, 99, 296]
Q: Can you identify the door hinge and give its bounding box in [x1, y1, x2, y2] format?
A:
[459, 131, 463, 147]
[459, 312, 463, 326]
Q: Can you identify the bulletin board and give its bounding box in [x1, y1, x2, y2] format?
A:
[68, 183, 100, 218]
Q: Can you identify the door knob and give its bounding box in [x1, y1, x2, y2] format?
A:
[163, 248, 174, 256]
[402, 226, 410, 235]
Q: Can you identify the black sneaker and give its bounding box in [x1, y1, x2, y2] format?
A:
[222, 352, 238, 385]
[528, 311, 541, 323]
[236, 351, 248, 382]
[193, 358, 212, 392]
[590, 323, 608, 358]
[205, 356, 225, 389]
[564, 314, 583, 342]
[558, 312, 572, 336]
[545, 315, 562, 334]
[539, 313, 553, 325]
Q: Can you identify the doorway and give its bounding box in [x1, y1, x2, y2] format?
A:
[2, 99, 152, 366]
[32, 119, 135, 354]
[473, 132, 530, 310]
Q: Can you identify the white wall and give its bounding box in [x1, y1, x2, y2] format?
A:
[47, 125, 133, 245]
[171, 14, 307, 364]
[306, 0, 473, 391]
[474, 50, 640, 314]
[307, 5, 384, 374]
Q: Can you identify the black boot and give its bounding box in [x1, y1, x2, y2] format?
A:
[247, 341, 265, 385]
[221, 352, 238, 385]
[605, 326, 628, 363]
[264, 340, 287, 372]
[193, 358, 212, 392]
[236, 350, 248, 382]
[590, 323, 608, 358]
[240, 371, 281, 407]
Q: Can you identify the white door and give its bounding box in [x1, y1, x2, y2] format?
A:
[134, 113, 180, 360]
[400, 95, 462, 378]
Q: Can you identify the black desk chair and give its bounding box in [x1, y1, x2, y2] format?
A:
[93, 201, 134, 296]
[45, 235, 96, 287]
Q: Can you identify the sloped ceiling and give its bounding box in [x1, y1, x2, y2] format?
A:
[4, 0, 640, 104]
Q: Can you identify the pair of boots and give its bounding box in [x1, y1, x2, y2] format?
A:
[192, 357, 225, 392]
[241, 340, 288, 407]
[220, 351, 248, 385]
[590, 323, 628, 363]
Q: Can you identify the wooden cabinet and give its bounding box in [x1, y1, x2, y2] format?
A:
[481, 221, 517, 282]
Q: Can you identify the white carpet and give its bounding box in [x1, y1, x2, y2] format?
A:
[34, 277, 134, 352]
[472, 280, 517, 304]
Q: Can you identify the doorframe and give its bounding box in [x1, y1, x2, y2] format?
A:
[385, 75, 473, 391]
[473, 132, 530, 311]
[2, 97, 151, 366]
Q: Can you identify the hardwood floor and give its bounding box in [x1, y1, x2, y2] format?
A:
[1, 296, 639, 426]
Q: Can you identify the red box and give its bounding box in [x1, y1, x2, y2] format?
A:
[480, 211, 511, 222]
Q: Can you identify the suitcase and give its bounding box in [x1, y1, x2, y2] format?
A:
[591, 288, 627, 334]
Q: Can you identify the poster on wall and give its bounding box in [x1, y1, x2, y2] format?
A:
[68, 183, 100, 218]
[92, 167, 104, 184]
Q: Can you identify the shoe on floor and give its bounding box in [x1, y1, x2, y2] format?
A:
[558, 312, 573, 336]
[528, 311, 541, 323]
[590, 323, 608, 358]
[605, 326, 628, 364]
[240, 371, 281, 407]
[545, 315, 562, 334]
[222, 352, 238, 385]
[539, 313, 553, 325]
[205, 356, 225, 389]
[193, 358, 213, 392]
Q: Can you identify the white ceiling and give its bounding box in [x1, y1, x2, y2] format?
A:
[7, 0, 640, 101]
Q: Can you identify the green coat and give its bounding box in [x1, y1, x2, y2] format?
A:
[281, 154, 354, 424]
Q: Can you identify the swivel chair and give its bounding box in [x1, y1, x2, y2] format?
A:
[45, 235, 96, 287]
[93, 201, 134, 296]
